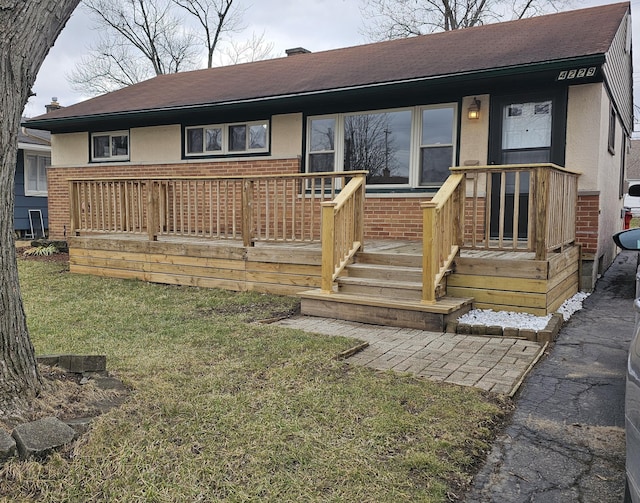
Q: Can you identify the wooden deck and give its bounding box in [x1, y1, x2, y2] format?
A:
[66, 165, 580, 328]
[69, 234, 325, 296]
[66, 164, 580, 312]
[452, 246, 580, 315]
[69, 234, 579, 322]
[69, 235, 432, 295]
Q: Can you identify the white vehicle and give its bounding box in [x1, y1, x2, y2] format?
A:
[624, 184, 640, 217]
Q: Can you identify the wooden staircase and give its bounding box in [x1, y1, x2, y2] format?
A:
[299, 250, 473, 331]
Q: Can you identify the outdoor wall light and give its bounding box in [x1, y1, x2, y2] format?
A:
[467, 98, 481, 120]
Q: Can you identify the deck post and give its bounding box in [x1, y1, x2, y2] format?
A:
[534, 168, 549, 260]
[422, 202, 437, 304]
[321, 201, 336, 293]
[68, 180, 78, 237]
[355, 174, 365, 252]
[146, 180, 158, 241]
[242, 179, 254, 247]
[456, 179, 465, 247]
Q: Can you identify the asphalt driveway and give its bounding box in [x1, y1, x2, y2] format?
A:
[466, 250, 636, 502]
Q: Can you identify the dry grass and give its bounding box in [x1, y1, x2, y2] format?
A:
[0, 259, 510, 502]
[0, 365, 120, 430]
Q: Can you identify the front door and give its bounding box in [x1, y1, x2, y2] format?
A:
[488, 92, 565, 239]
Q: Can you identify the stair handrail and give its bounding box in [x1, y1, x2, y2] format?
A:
[320, 173, 367, 293]
[420, 173, 465, 303]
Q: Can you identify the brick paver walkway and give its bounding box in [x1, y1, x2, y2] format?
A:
[276, 316, 544, 395]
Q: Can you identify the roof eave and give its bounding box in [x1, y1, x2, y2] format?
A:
[25, 53, 607, 132]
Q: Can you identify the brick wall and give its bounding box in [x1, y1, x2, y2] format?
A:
[575, 193, 599, 255]
[363, 197, 424, 240]
[48, 159, 300, 239]
[463, 198, 486, 244]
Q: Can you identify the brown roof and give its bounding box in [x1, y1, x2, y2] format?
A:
[33, 2, 629, 122]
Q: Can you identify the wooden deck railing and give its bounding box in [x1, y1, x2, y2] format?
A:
[320, 174, 366, 293]
[69, 172, 367, 246]
[68, 164, 579, 302]
[420, 173, 465, 303]
[451, 164, 580, 260]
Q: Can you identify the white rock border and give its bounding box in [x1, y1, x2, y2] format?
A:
[449, 292, 591, 343]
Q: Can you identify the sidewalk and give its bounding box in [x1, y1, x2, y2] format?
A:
[276, 315, 544, 395]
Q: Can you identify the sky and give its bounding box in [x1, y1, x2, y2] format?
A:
[22, 0, 640, 119]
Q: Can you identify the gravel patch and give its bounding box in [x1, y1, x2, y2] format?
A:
[457, 292, 591, 330]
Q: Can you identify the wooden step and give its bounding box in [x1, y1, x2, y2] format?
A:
[346, 263, 421, 282]
[299, 290, 473, 331]
[355, 252, 422, 268]
[337, 276, 422, 301]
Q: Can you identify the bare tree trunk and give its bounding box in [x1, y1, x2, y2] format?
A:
[0, 0, 80, 414]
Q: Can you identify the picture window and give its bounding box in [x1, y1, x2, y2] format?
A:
[307, 104, 457, 188]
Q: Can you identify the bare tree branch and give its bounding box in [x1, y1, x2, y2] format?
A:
[171, 0, 243, 68]
[69, 37, 157, 94]
[69, 0, 199, 93]
[69, 0, 272, 94]
[217, 31, 274, 66]
[360, 0, 573, 40]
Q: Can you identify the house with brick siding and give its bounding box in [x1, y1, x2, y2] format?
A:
[23, 2, 632, 327]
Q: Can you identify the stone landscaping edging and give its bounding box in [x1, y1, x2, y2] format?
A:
[1, 354, 128, 464]
[446, 312, 564, 344]
[37, 354, 107, 373]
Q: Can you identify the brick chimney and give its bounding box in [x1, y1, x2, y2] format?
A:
[285, 47, 311, 56]
[45, 97, 62, 114]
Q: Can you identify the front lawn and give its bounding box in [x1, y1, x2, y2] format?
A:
[1, 259, 508, 502]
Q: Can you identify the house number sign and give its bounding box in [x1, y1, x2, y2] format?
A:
[557, 67, 597, 81]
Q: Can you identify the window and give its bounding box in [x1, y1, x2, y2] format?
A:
[620, 135, 627, 198]
[185, 121, 269, 156]
[608, 106, 616, 155]
[308, 117, 336, 172]
[91, 131, 129, 161]
[187, 126, 222, 154]
[420, 107, 455, 185]
[344, 110, 412, 184]
[500, 100, 552, 164]
[307, 104, 457, 188]
[24, 152, 50, 196]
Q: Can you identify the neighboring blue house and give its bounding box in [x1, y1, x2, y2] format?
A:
[15, 123, 50, 237]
